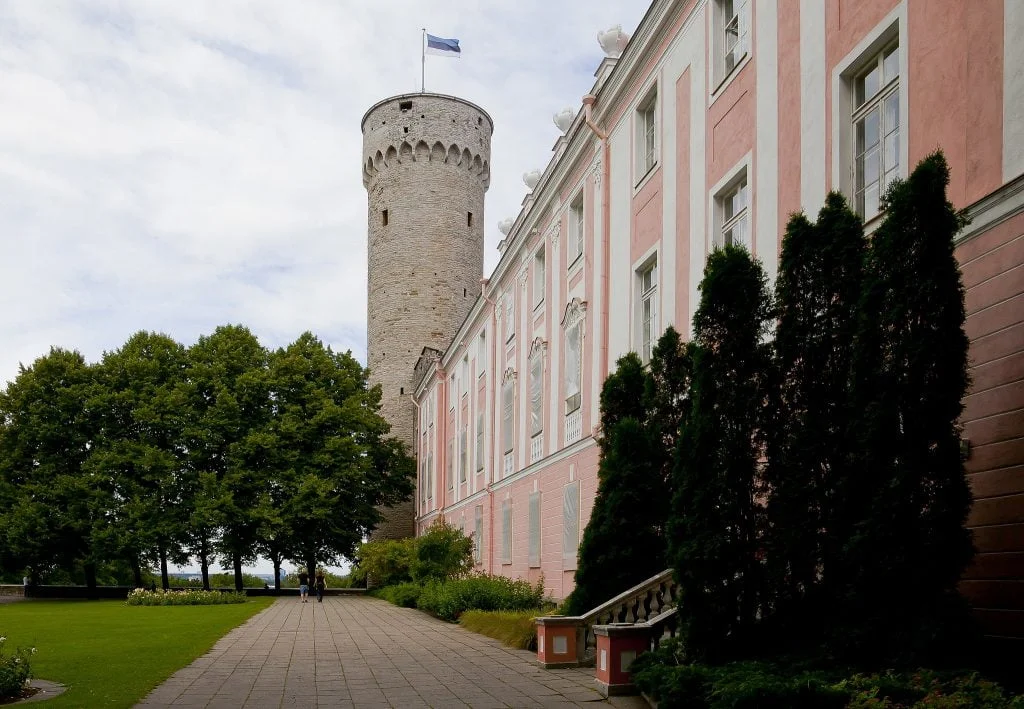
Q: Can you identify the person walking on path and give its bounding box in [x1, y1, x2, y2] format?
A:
[314, 570, 326, 603]
[298, 570, 309, 603]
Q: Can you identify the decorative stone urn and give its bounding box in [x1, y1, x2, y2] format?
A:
[553, 107, 575, 134]
[497, 218, 513, 236]
[523, 170, 541, 191]
[597, 25, 630, 58]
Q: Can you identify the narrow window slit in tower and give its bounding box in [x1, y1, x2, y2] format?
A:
[400, 387, 404, 395]
[467, 212, 473, 227]
[399, 100, 412, 111]
[463, 288, 467, 297]
[382, 209, 389, 226]
[403, 127, 409, 133]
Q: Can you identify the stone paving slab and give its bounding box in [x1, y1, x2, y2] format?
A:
[135, 596, 648, 708]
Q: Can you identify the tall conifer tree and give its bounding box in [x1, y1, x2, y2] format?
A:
[764, 194, 865, 640]
[670, 246, 774, 662]
[841, 151, 973, 664]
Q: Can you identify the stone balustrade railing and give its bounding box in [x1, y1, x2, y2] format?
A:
[536, 569, 678, 667]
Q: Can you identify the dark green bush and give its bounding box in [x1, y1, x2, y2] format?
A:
[415, 575, 544, 621]
[375, 582, 422, 608]
[411, 518, 473, 582]
[351, 538, 417, 587]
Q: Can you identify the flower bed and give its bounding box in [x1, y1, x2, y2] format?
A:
[0, 635, 34, 700]
[126, 588, 247, 606]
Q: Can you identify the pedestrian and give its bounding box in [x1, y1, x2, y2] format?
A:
[315, 570, 326, 603]
[298, 570, 309, 603]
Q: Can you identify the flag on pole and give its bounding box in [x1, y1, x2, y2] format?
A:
[425, 33, 461, 58]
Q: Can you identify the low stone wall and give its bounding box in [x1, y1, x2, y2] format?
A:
[0, 584, 25, 597]
[23, 585, 367, 599]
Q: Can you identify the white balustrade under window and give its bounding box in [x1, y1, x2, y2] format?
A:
[530, 434, 544, 464]
[565, 409, 583, 444]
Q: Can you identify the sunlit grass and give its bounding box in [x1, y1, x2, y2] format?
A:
[0, 597, 274, 708]
[459, 609, 541, 650]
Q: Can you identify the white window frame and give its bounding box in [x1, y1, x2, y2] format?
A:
[458, 426, 468, 484]
[852, 43, 900, 221]
[426, 450, 433, 501]
[564, 323, 581, 414]
[529, 348, 544, 437]
[475, 411, 484, 472]
[569, 195, 585, 267]
[636, 257, 659, 364]
[562, 481, 580, 570]
[501, 499, 513, 565]
[635, 85, 658, 182]
[528, 491, 541, 568]
[502, 378, 515, 454]
[709, 156, 752, 253]
[712, 0, 750, 92]
[477, 330, 487, 376]
[718, 175, 750, 249]
[831, 9, 907, 227]
[446, 436, 454, 490]
[533, 246, 546, 310]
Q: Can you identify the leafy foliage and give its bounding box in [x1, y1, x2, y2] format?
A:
[352, 538, 417, 587]
[669, 245, 774, 662]
[0, 636, 33, 700]
[415, 574, 545, 621]
[373, 582, 422, 608]
[459, 610, 541, 650]
[410, 517, 474, 582]
[125, 588, 247, 605]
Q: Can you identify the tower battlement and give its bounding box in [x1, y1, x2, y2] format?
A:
[363, 92, 493, 541]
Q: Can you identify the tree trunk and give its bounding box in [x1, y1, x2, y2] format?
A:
[200, 539, 211, 591]
[273, 556, 282, 591]
[84, 560, 98, 600]
[159, 546, 170, 590]
[233, 553, 243, 592]
[306, 554, 316, 585]
[130, 556, 143, 589]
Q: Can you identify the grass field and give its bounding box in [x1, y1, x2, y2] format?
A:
[0, 597, 274, 708]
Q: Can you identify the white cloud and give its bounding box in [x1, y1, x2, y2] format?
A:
[0, 0, 648, 386]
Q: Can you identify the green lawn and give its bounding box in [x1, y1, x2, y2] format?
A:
[0, 597, 274, 708]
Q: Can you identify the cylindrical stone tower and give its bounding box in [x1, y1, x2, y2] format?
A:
[362, 92, 493, 540]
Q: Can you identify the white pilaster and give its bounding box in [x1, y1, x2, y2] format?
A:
[1005, 0, 1024, 182]
[755, 0, 780, 283]
[800, 0, 827, 215]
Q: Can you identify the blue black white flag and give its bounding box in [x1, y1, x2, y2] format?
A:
[425, 33, 461, 58]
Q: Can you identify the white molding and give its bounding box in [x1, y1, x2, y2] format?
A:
[754, 0, 779, 283]
[1005, 0, 1024, 182]
[489, 437, 597, 493]
[799, 0, 827, 216]
[707, 151, 753, 250]
[957, 174, 1024, 244]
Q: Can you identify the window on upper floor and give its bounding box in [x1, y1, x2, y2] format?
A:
[715, 0, 749, 85]
[853, 42, 900, 221]
[717, 175, 750, 250]
[458, 426, 468, 484]
[533, 247, 546, 309]
[504, 293, 515, 343]
[570, 195, 584, 265]
[475, 411, 484, 472]
[564, 322, 582, 414]
[446, 437, 454, 489]
[477, 331, 486, 376]
[637, 259, 659, 365]
[530, 350, 543, 437]
[635, 87, 657, 179]
[502, 379, 515, 454]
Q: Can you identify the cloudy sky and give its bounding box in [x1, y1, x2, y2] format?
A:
[0, 0, 647, 574]
[0, 0, 648, 389]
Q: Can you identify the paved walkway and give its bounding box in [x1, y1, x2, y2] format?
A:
[136, 596, 647, 708]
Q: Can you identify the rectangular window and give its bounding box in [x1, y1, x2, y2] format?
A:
[636, 90, 657, 177]
[458, 426, 467, 483]
[501, 499, 513, 564]
[504, 293, 515, 342]
[717, 0, 749, 82]
[570, 197, 584, 264]
[502, 380, 515, 453]
[720, 178, 750, 249]
[426, 450, 433, 500]
[563, 481, 580, 570]
[528, 491, 541, 568]
[477, 331, 486, 375]
[475, 411, 484, 472]
[854, 43, 900, 221]
[474, 505, 483, 564]
[564, 324, 582, 413]
[639, 260, 659, 364]
[446, 437, 454, 489]
[530, 353, 544, 437]
[533, 248, 546, 309]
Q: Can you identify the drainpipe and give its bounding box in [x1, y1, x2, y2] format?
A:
[407, 394, 422, 524]
[582, 94, 612, 382]
[480, 277, 498, 575]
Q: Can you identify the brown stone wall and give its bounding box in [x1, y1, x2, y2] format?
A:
[362, 93, 492, 540]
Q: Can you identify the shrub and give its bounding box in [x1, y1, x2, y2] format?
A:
[416, 574, 544, 622]
[125, 588, 248, 606]
[459, 610, 540, 650]
[411, 518, 473, 582]
[351, 538, 416, 587]
[0, 636, 34, 700]
[375, 582, 422, 608]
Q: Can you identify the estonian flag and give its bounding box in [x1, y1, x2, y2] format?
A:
[425, 33, 461, 58]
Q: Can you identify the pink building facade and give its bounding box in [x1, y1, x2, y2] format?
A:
[410, 0, 1024, 640]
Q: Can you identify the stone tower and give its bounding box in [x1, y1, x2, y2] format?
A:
[362, 92, 493, 540]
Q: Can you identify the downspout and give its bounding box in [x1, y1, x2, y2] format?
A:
[407, 394, 422, 525]
[582, 94, 612, 382]
[480, 277, 498, 575]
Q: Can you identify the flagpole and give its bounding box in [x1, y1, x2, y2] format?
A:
[421, 28, 426, 93]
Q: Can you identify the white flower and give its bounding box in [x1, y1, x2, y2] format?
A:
[0, 636, 6, 643]
[30, 647, 37, 654]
